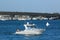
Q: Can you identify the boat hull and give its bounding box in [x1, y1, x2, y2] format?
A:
[15, 29, 45, 35]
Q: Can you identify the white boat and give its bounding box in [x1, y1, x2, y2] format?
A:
[46, 22, 50, 27]
[15, 22, 45, 35]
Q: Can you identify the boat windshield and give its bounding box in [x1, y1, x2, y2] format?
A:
[27, 26, 36, 28]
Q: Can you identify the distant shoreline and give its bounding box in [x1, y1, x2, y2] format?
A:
[0, 12, 60, 20]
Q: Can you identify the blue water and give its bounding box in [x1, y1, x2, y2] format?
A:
[0, 20, 60, 40]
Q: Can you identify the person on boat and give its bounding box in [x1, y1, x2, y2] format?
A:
[16, 29, 20, 32]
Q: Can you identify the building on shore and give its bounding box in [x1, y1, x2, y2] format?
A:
[0, 12, 60, 20]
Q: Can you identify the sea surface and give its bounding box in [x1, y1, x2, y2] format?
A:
[0, 20, 60, 40]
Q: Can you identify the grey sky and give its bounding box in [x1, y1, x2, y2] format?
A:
[0, 0, 60, 13]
